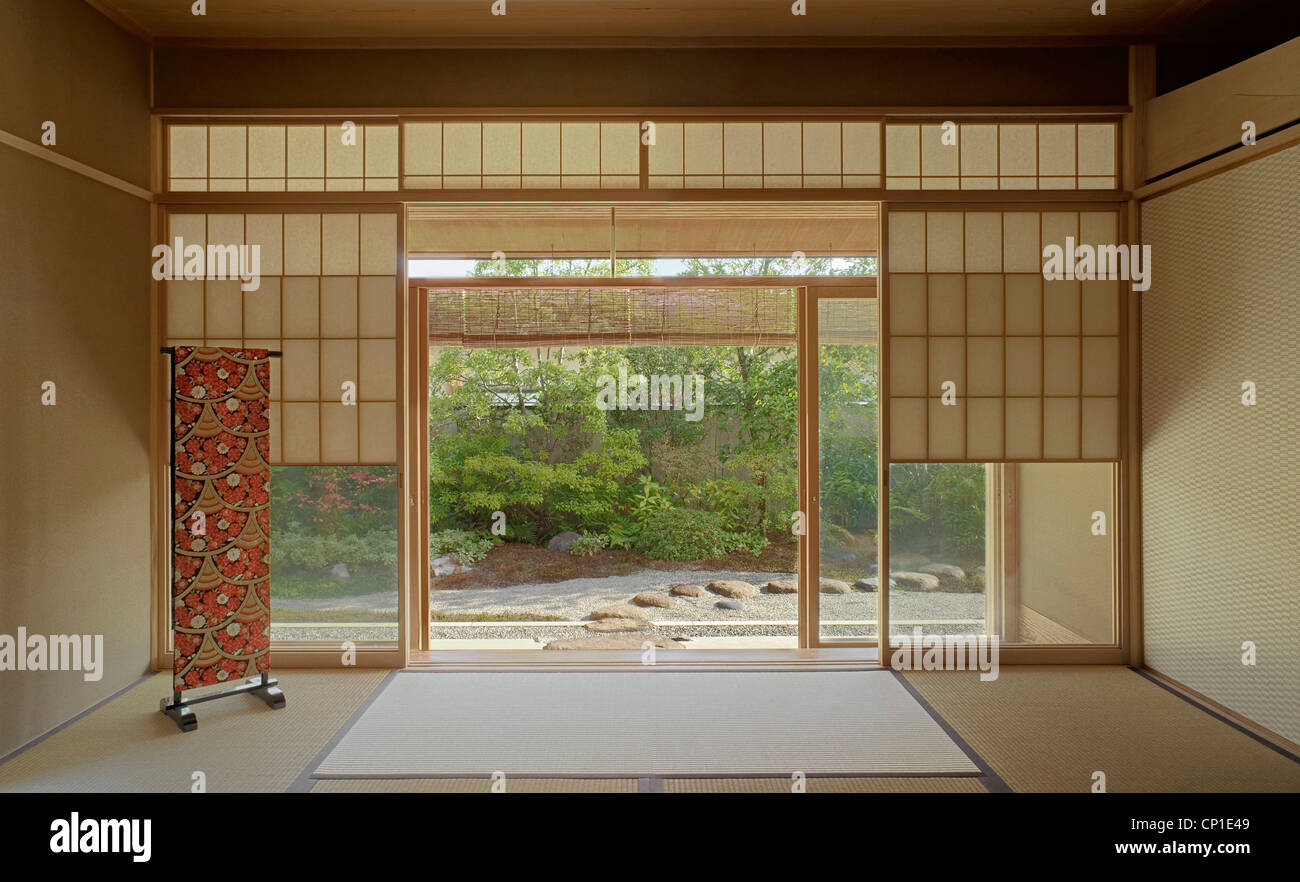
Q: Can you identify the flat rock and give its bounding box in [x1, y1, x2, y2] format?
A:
[855, 577, 898, 591]
[544, 634, 674, 650]
[765, 579, 798, 594]
[586, 617, 653, 633]
[707, 580, 758, 599]
[546, 531, 582, 552]
[919, 563, 966, 581]
[892, 571, 942, 591]
[589, 603, 652, 621]
[669, 583, 703, 597]
[715, 600, 744, 611]
[819, 578, 853, 594]
[632, 592, 675, 608]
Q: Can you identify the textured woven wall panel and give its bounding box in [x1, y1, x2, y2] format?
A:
[1141, 143, 1300, 744]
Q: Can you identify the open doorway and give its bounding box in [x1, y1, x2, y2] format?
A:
[409, 203, 878, 650]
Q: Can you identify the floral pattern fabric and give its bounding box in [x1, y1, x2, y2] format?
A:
[171, 347, 271, 690]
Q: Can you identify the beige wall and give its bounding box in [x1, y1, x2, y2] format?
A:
[0, 0, 151, 758]
[1016, 463, 1114, 644]
[1141, 142, 1300, 745]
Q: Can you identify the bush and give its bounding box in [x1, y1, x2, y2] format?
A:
[429, 529, 497, 565]
[632, 508, 764, 561]
[568, 532, 607, 556]
[274, 530, 398, 569]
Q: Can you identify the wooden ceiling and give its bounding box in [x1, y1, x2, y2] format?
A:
[93, 0, 1222, 45]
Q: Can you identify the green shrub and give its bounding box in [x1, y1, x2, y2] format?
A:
[274, 530, 398, 569]
[632, 508, 763, 561]
[568, 532, 607, 556]
[429, 529, 497, 565]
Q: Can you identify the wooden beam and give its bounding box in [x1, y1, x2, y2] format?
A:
[1145, 36, 1300, 179]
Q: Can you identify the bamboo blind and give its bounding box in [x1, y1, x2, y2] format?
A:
[424, 286, 819, 348]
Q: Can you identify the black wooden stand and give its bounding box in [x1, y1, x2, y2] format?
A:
[160, 672, 286, 732]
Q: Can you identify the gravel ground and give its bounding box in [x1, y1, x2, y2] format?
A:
[271, 569, 985, 643]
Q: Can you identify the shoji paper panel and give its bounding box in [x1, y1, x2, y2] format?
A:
[886, 209, 1122, 461]
[648, 120, 881, 189]
[163, 211, 399, 465]
[884, 122, 1117, 191]
[167, 123, 398, 192]
[401, 120, 639, 189]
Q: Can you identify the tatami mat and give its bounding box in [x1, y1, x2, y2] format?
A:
[903, 666, 1300, 792]
[312, 777, 639, 793]
[313, 669, 981, 777]
[0, 670, 388, 792]
[662, 776, 988, 793]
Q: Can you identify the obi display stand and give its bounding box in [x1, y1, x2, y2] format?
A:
[160, 346, 286, 732]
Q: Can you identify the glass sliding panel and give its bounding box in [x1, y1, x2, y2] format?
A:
[269, 465, 399, 646]
[816, 297, 880, 643]
[1002, 463, 1114, 644]
[886, 463, 988, 640]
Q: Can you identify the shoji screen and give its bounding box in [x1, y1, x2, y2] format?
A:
[885, 208, 1122, 461]
[646, 121, 881, 189]
[884, 122, 1118, 190]
[163, 210, 400, 465]
[168, 123, 400, 192]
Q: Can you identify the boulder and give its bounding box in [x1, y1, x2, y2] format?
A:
[632, 592, 675, 608]
[331, 562, 351, 579]
[765, 579, 798, 594]
[546, 531, 582, 552]
[669, 583, 703, 597]
[890, 552, 931, 570]
[707, 580, 758, 599]
[589, 604, 652, 621]
[891, 571, 942, 591]
[855, 576, 898, 591]
[920, 563, 966, 581]
[431, 553, 471, 577]
[715, 600, 744, 611]
[819, 578, 853, 594]
[586, 617, 653, 633]
[545, 634, 675, 650]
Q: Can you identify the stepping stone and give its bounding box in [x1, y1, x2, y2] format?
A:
[707, 580, 758, 599]
[891, 571, 942, 592]
[765, 579, 798, 594]
[632, 592, 675, 608]
[669, 583, 703, 597]
[819, 578, 853, 594]
[586, 617, 653, 633]
[920, 563, 966, 581]
[544, 634, 674, 650]
[589, 603, 652, 621]
[716, 600, 743, 611]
